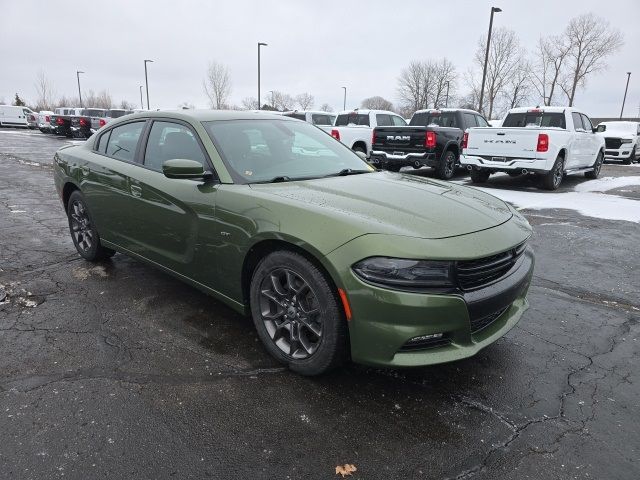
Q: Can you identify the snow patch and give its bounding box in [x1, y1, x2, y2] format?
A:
[573, 176, 640, 193]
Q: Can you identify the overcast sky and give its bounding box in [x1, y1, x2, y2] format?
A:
[2, 0, 639, 117]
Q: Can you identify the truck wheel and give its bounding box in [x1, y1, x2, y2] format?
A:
[470, 169, 490, 183]
[585, 151, 603, 179]
[541, 155, 565, 190]
[353, 145, 366, 154]
[436, 150, 457, 180]
[622, 148, 633, 165]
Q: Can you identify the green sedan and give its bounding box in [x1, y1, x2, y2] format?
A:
[53, 110, 534, 375]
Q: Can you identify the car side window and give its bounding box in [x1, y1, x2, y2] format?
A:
[376, 114, 393, 126]
[311, 114, 332, 125]
[580, 114, 594, 132]
[391, 115, 407, 126]
[463, 113, 477, 129]
[144, 121, 207, 172]
[476, 116, 489, 127]
[97, 130, 111, 154]
[105, 122, 145, 162]
[572, 112, 585, 132]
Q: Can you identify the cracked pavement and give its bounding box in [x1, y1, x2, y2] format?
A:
[1, 130, 639, 479]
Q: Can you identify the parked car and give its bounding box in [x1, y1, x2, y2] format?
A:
[324, 109, 407, 155]
[0, 105, 35, 128]
[50, 107, 83, 137]
[71, 109, 107, 138]
[282, 110, 336, 126]
[461, 107, 605, 190]
[596, 121, 640, 164]
[369, 108, 489, 179]
[90, 108, 131, 134]
[53, 110, 534, 375]
[488, 119, 503, 127]
[38, 111, 55, 133]
[26, 110, 38, 129]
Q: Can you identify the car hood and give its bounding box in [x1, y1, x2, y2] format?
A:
[249, 171, 512, 240]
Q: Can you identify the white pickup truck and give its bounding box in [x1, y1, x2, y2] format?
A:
[323, 109, 407, 155]
[461, 107, 605, 190]
[596, 121, 640, 164]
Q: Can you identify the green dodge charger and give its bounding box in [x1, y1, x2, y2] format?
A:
[53, 110, 534, 375]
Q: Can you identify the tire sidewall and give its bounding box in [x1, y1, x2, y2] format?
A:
[249, 251, 346, 375]
[67, 191, 102, 261]
[438, 151, 456, 179]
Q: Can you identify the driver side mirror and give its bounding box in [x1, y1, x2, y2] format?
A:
[162, 159, 209, 179]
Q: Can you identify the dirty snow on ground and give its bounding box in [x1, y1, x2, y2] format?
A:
[472, 176, 640, 223]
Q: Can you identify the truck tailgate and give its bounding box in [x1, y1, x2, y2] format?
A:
[466, 128, 540, 159]
[373, 127, 428, 154]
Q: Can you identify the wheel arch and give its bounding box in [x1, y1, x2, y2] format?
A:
[62, 181, 81, 212]
[351, 141, 367, 153]
[441, 142, 460, 160]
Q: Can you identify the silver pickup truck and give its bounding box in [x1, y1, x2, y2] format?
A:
[90, 109, 130, 133]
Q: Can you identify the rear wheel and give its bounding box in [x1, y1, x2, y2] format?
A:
[67, 191, 115, 261]
[249, 250, 349, 376]
[585, 151, 603, 179]
[470, 169, 490, 183]
[352, 145, 366, 154]
[541, 155, 565, 190]
[436, 150, 457, 180]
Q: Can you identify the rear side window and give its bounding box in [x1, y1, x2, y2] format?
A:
[97, 130, 111, 154]
[311, 114, 334, 125]
[463, 113, 477, 129]
[503, 112, 566, 129]
[335, 113, 370, 126]
[391, 116, 407, 126]
[376, 114, 393, 126]
[144, 121, 207, 171]
[476, 116, 489, 127]
[104, 122, 145, 162]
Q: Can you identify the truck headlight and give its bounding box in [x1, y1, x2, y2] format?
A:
[621, 139, 632, 144]
[352, 257, 454, 289]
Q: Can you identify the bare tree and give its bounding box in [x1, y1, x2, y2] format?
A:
[432, 58, 457, 108]
[120, 100, 135, 110]
[34, 70, 56, 111]
[320, 103, 333, 112]
[203, 61, 232, 109]
[559, 13, 624, 106]
[397, 58, 456, 115]
[503, 61, 532, 111]
[474, 28, 524, 119]
[271, 91, 295, 111]
[295, 92, 315, 110]
[241, 97, 259, 110]
[361, 96, 394, 111]
[531, 36, 571, 106]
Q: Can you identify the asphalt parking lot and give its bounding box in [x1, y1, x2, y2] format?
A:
[1, 128, 639, 479]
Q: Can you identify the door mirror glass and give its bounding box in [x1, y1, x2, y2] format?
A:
[162, 159, 206, 179]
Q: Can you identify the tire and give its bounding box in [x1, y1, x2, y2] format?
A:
[249, 250, 349, 376]
[436, 150, 456, 180]
[585, 151, 603, 179]
[352, 145, 366, 154]
[540, 155, 565, 190]
[622, 147, 634, 165]
[470, 169, 490, 183]
[507, 171, 522, 177]
[67, 191, 115, 262]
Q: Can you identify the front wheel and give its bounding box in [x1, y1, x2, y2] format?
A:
[249, 251, 349, 376]
[540, 155, 565, 190]
[470, 169, 490, 183]
[67, 191, 115, 261]
[585, 151, 603, 179]
[436, 150, 457, 180]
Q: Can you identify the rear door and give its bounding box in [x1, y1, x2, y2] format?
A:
[126, 119, 219, 285]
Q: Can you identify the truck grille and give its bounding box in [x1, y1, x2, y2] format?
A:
[470, 307, 508, 334]
[456, 242, 527, 291]
[605, 137, 622, 149]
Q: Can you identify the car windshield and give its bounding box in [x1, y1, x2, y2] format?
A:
[597, 123, 637, 134]
[203, 119, 372, 184]
[502, 112, 566, 129]
[410, 112, 458, 127]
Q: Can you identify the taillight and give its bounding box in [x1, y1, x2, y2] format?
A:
[99, 119, 106, 127]
[79, 118, 88, 127]
[56, 117, 64, 125]
[536, 133, 549, 152]
[45, 115, 50, 122]
[371, 130, 376, 146]
[462, 132, 468, 149]
[29, 115, 35, 121]
[331, 129, 340, 141]
[425, 131, 436, 149]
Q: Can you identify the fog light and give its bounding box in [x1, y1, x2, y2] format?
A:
[399, 332, 450, 352]
[410, 333, 443, 342]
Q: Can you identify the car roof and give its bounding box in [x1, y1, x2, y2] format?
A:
[116, 109, 299, 123]
[507, 106, 577, 114]
[335, 109, 398, 116]
[413, 108, 481, 115]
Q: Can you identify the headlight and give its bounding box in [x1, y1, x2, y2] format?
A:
[352, 257, 454, 289]
[620, 139, 632, 144]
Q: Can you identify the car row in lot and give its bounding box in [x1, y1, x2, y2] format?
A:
[53, 110, 534, 375]
[46, 107, 132, 138]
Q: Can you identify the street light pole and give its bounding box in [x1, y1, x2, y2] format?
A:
[139, 86, 144, 110]
[144, 59, 154, 110]
[268, 90, 274, 109]
[76, 71, 84, 108]
[257, 42, 268, 110]
[620, 72, 631, 119]
[478, 6, 502, 115]
[341, 86, 347, 110]
[445, 81, 450, 108]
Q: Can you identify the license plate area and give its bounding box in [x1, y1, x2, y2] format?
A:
[393, 151, 405, 156]
[491, 156, 507, 162]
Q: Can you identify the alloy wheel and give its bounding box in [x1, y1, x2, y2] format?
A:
[258, 268, 323, 359]
[444, 152, 455, 177]
[69, 200, 94, 253]
[553, 161, 564, 188]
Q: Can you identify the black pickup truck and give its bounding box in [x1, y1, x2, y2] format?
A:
[71, 108, 107, 138]
[369, 108, 489, 179]
[50, 108, 83, 137]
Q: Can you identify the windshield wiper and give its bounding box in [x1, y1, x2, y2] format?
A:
[326, 168, 372, 177]
[253, 176, 292, 184]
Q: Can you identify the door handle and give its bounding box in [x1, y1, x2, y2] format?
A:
[130, 185, 142, 197]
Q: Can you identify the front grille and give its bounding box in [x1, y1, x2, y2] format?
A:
[470, 307, 507, 334]
[605, 137, 622, 149]
[456, 242, 527, 291]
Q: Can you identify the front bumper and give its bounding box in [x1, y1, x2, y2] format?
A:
[369, 150, 437, 169]
[604, 147, 634, 160]
[331, 237, 534, 367]
[461, 154, 551, 173]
